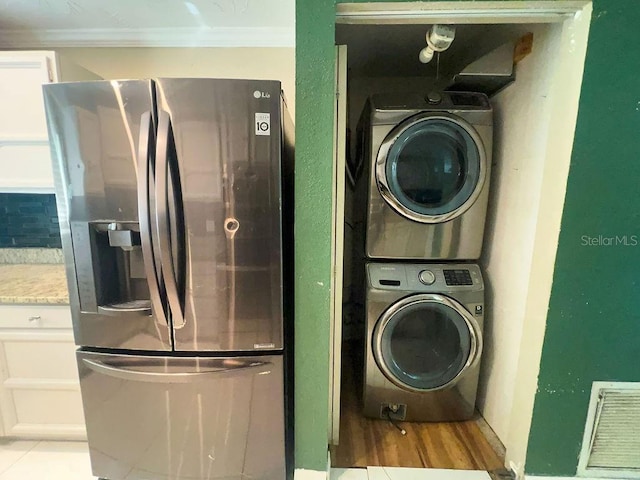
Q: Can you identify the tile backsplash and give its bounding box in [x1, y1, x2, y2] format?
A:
[0, 193, 62, 248]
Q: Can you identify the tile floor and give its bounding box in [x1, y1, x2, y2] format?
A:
[0, 440, 94, 479]
[0, 441, 497, 480]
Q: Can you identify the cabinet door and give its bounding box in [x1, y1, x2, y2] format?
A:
[0, 305, 86, 440]
[0, 51, 56, 192]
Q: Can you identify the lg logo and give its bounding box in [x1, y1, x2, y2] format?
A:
[253, 90, 271, 99]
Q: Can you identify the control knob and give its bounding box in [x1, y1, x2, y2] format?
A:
[418, 270, 436, 285]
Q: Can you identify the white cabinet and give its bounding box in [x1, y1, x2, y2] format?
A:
[0, 51, 98, 193]
[0, 304, 86, 440]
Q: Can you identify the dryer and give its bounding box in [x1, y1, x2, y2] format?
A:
[364, 262, 484, 422]
[357, 92, 492, 260]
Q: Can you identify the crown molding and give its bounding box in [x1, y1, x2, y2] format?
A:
[0, 26, 295, 48]
[336, 1, 588, 24]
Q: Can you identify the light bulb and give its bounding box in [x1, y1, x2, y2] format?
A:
[419, 46, 435, 64]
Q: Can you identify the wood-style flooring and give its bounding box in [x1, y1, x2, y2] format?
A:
[331, 345, 505, 470]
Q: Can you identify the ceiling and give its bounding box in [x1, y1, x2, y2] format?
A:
[0, 0, 295, 47]
[336, 23, 527, 77]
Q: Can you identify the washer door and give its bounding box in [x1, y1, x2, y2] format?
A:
[376, 113, 486, 224]
[372, 294, 482, 392]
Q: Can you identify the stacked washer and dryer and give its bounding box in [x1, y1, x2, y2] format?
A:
[355, 91, 492, 422]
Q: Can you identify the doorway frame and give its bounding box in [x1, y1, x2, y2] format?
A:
[328, 1, 592, 478]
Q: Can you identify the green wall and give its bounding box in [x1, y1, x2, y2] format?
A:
[294, 0, 336, 471]
[526, 1, 640, 474]
[295, 0, 640, 474]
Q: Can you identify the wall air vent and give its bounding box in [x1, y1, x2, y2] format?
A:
[578, 382, 640, 478]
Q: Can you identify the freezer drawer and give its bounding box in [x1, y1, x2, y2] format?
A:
[77, 350, 285, 480]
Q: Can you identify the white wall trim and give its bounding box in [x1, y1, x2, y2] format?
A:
[525, 477, 600, 480]
[337, 1, 590, 24]
[8, 423, 86, 440]
[0, 27, 295, 48]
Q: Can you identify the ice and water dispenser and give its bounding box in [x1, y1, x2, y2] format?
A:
[71, 221, 151, 317]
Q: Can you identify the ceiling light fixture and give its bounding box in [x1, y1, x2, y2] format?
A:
[419, 24, 456, 64]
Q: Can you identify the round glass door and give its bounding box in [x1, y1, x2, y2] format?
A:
[376, 115, 485, 223]
[373, 294, 480, 392]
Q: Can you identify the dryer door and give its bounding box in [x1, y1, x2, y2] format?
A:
[376, 113, 487, 223]
[372, 293, 482, 392]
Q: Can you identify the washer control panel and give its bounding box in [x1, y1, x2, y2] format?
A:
[368, 263, 483, 291]
[443, 269, 473, 286]
[418, 270, 436, 285]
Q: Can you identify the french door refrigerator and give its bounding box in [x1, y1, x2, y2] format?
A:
[43, 78, 294, 480]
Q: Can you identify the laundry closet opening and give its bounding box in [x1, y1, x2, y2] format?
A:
[330, 3, 591, 474]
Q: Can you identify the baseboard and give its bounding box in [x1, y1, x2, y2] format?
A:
[331, 468, 369, 479]
[295, 468, 329, 480]
[525, 476, 599, 480]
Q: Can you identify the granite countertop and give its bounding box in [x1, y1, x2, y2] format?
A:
[0, 264, 70, 305]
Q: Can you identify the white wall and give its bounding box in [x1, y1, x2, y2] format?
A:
[477, 22, 562, 443]
[56, 47, 296, 114]
[505, 6, 591, 473]
[477, 7, 591, 473]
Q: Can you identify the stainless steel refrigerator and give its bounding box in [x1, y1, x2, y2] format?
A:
[43, 78, 294, 480]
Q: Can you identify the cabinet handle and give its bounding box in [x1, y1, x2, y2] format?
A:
[28, 316, 41, 322]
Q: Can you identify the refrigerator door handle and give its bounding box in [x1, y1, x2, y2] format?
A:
[81, 358, 273, 383]
[155, 110, 185, 328]
[137, 111, 168, 327]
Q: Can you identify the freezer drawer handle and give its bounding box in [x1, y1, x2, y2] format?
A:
[82, 358, 272, 383]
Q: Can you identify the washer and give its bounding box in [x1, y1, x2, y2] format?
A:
[357, 92, 492, 260]
[364, 262, 484, 422]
